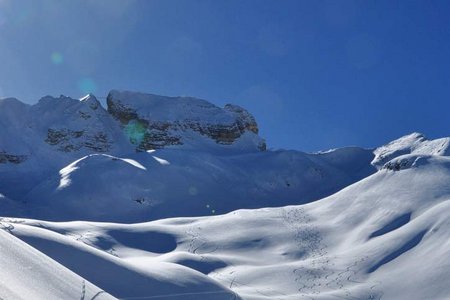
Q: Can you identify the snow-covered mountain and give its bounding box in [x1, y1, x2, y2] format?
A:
[0, 90, 449, 299]
[107, 90, 266, 151]
[0, 90, 380, 222]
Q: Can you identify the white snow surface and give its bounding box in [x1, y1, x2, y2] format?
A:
[0, 225, 115, 300]
[372, 132, 450, 167]
[2, 152, 450, 299]
[1, 91, 450, 299]
[7, 147, 377, 222]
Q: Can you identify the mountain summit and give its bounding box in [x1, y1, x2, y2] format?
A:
[1, 90, 449, 222]
[107, 90, 266, 151]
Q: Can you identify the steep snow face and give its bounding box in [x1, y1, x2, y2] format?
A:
[0, 98, 31, 158]
[372, 132, 450, 168]
[19, 147, 376, 222]
[0, 94, 133, 158]
[0, 94, 131, 168]
[107, 90, 266, 151]
[0, 228, 114, 300]
[0, 94, 134, 200]
[6, 153, 450, 300]
[31, 94, 131, 154]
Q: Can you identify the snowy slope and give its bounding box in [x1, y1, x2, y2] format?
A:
[0, 90, 265, 202]
[1, 91, 448, 223]
[1, 90, 449, 299]
[0, 94, 133, 201]
[0, 227, 115, 300]
[17, 147, 376, 222]
[2, 219, 238, 300]
[9, 133, 448, 223]
[3, 152, 450, 299]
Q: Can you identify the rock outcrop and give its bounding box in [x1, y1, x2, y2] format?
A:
[33, 94, 125, 154]
[0, 90, 266, 167]
[45, 128, 111, 152]
[0, 152, 27, 164]
[107, 90, 266, 151]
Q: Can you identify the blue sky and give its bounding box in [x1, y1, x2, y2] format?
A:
[0, 0, 449, 151]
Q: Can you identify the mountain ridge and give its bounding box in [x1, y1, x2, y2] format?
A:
[0, 90, 449, 222]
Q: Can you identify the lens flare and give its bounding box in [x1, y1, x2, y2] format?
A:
[124, 120, 147, 145]
[51, 52, 63, 65]
[188, 186, 198, 196]
[78, 78, 97, 94]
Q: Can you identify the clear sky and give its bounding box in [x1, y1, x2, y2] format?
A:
[0, 0, 449, 152]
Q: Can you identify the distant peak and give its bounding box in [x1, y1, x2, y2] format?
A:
[372, 132, 449, 168]
[0, 97, 28, 107]
[79, 93, 97, 102]
[38, 94, 72, 104]
[398, 132, 426, 141]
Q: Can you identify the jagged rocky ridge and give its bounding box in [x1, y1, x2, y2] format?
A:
[0, 94, 126, 163]
[107, 90, 266, 151]
[0, 90, 265, 166]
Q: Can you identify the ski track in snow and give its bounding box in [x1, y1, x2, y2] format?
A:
[0, 213, 392, 300]
[281, 208, 383, 300]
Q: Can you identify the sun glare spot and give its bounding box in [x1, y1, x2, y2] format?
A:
[78, 78, 97, 94]
[188, 186, 198, 196]
[51, 52, 63, 65]
[124, 120, 147, 145]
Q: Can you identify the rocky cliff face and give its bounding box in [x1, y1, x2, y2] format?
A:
[35, 94, 120, 153]
[0, 90, 266, 166]
[107, 90, 266, 151]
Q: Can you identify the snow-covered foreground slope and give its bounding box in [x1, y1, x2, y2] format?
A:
[1, 222, 238, 300]
[0, 226, 115, 300]
[3, 152, 450, 299]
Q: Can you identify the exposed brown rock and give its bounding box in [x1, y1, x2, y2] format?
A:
[107, 93, 265, 151]
[45, 128, 111, 152]
[0, 152, 27, 164]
